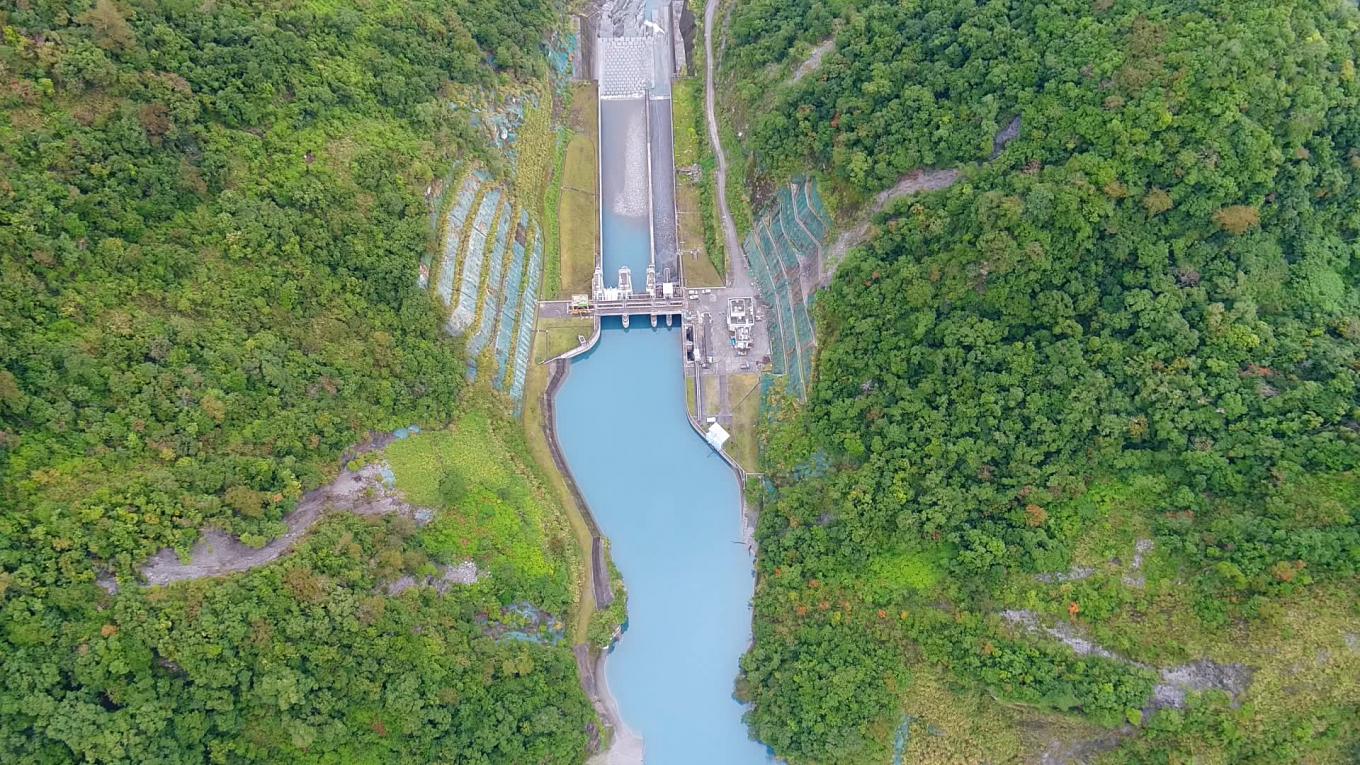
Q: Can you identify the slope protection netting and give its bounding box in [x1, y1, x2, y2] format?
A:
[422, 163, 465, 288]
[766, 216, 802, 272]
[779, 191, 819, 259]
[761, 220, 807, 386]
[795, 180, 830, 242]
[435, 175, 483, 306]
[449, 188, 502, 333]
[491, 212, 531, 386]
[745, 230, 789, 376]
[466, 201, 514, 378]
[743, 178, 833, 400]
[509, 225, 544, 407]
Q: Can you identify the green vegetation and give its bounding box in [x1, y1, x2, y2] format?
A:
[514, 78, 560, 296]
[725, 373, 762, 473]
[533, 317, 596, 364]
[587, 556, 628, 649]
[518, 341, 600, 646]
[385, 409, 579, 611]
[86, 511, 591, 763]
[544, 130, 569, 298]
[725, 0, 1360, 761]
[0, 0, 598, 761]
[559, 83, 599, 297]
[674, 75, 724, 285]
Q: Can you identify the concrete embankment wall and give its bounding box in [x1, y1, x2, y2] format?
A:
[542, 358, 614, 609]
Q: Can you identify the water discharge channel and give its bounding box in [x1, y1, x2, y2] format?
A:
[552, 2, 773, 760]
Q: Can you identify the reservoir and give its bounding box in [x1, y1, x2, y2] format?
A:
[555, 323, 772, 763]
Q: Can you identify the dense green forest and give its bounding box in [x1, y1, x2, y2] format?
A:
[723, 0, 1360, 761]
[0, 0, 594, 761]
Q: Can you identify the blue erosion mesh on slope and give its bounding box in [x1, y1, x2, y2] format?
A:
[492, 212, 531, 387]
[548, 32, 578, 79]
[421, 164, 463, 288]
[779, 188, 819, 261]
[744, 231, 776, 297]
[434, 175, 482, 307]
[744, 178, 833, 402]
[756, 220, 791, 276]
[794, 179, 829, 242]
[448, 188, 502, 333]
[804, 179, 833, 234]
[509, 225, 544, 407]
[466, 201, 514, 378]
[772, 212, 799, 272]
[748, 232, 794, 378]
[751, 228, 798, 378]
[788, 282, 815, 388]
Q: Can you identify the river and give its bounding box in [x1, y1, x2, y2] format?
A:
[553, 2, 774, 759]
[556, 321, 771, 763]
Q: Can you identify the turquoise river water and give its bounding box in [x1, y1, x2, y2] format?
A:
[556, 322, 773, 763]
[555, 4, 774, 755]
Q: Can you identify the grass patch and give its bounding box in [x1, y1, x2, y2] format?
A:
[559, 134, 598, 296]
[557, 82, 599, 298]
[678, 182, 723, 286]
[673, 76, 702, 166]
[533, 316, 595, 364]
[897, 670, 1032, 764]
[512, 78, 559, 293]
[383, 405, 580, 613]
[700, 374, 720, 420]
[675, 64, 732, 280]
[726, 372, 761, 472]
[542, 131, 567, 298]
[868, 544, 949, 596]
[520, 356, 598, 645]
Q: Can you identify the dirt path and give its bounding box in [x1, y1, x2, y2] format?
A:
[141, 455, 419, 586]
[703, 0, 749, 292]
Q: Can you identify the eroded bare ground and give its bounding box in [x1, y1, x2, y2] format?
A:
[820, 168, 964, 283]
[821, 118, 1029, 282]
[872, 167, 963, 212]
[998, 609, 1254, 717]
[385, 561, 481, 596]
[1034, 729, 1131, 765]
[141, 459, 426, 586]
[791, 39, 834, 84]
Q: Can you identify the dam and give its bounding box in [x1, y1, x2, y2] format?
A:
[548, 1, 774, 761]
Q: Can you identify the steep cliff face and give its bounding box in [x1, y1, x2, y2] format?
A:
[717, 0, 1360, 761]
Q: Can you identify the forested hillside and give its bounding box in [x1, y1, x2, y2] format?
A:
[723, 0, 1360, 761]
[0, 1, 593, 761]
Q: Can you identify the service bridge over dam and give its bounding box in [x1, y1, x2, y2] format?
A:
[541, 0, 767, 440]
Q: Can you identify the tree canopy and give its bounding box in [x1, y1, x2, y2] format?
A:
[1, 1, 595, 761]
[723, 0, 1360, 761]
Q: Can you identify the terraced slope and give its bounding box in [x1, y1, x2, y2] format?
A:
[429, 168, 545, 407]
